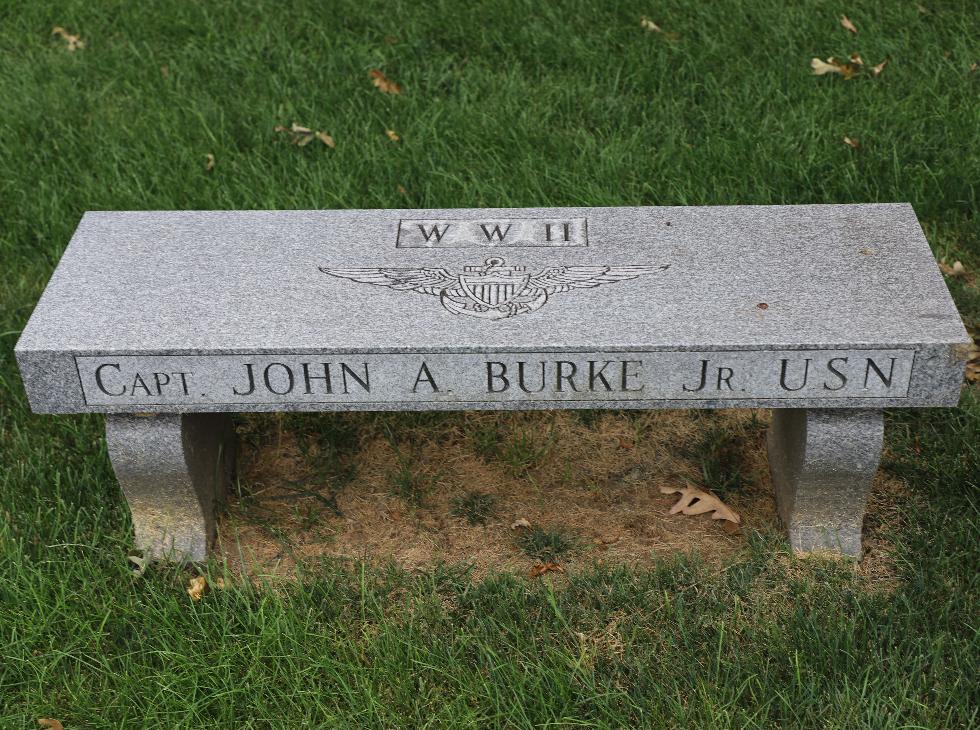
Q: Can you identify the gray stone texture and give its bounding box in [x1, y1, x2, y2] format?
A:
[105, 413, 234, 560]
[767, 409, 884, 557]
[14, 204, 971, 413]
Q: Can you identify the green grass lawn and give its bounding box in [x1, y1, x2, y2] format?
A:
[1, 0, 978, 726]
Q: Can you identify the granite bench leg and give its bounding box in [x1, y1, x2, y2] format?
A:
[106, 413, 234, 561]
[767, 409, 884, 558]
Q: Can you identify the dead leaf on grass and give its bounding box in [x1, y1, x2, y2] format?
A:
[511, 517, 531, 530]
[659, 486, 741, 523]
[274, 123, 335, 148]
[52, 26, 84, 51]
[128, 554, 147, 577]
[160, 64, 170, 78]
[962, 323, 980, 383]
[640, 17, 679, 40]
[38, 720, 63, 730]
[205, 153, 215, 171]
[370, 69, 402, 94]
[970, 63, 977, 73]
[186, 575, 207, 601]
[850, 52, 864, 65]
[810, 58, 837, 75]
[810, 57, 857, 79]
[640, 17, 662, 32]
[529, 561, 564, 578]
[964, 336, 980, 382]
[840, 15, 858, 34]
[843, 136, 860, 149]
[938, 260, 967, 277]
[871, 59, 888, 76]
[385, 129, 401, 143]
[720, 520, 742, 536]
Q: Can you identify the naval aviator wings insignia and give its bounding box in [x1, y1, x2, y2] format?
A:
[319, 256, 670, 320]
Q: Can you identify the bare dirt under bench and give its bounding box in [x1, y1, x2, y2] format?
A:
[216, 409, 904, 586]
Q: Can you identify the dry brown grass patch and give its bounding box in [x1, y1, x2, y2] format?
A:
[216, 409, 902, 588]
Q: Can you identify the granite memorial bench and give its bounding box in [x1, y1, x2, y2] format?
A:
[15, 205, 971, 561]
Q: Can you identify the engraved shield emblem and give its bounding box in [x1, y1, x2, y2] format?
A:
[459, 272, 530, 308]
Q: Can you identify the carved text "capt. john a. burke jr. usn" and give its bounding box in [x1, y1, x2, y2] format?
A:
[73, 349, 914, 407]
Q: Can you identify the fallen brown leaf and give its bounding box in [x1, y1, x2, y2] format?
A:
[274, 123, 306, 143]
[859, 247, 875, 255]
[640, 17, 662, 32]
[38, 720, 63, 730]
[128, 554, 147, 577]
[720, 520, 742, 536]
[295, 125, 316, 146]
[52, 26, 84, 51]
[397, 185, 408, 195]
[385, 129, 400, 143]
[872, 59, 888, 76]
[370, 69, 402, 94]
[616, 436, 634, 450]
[966, 325, 980, 384]
[186, 575, 206, 601]
[811, 57, 856, 79]
[850, 52, 864, 65]
[205, 153, 215, 171]
[529, 562, 564, 578]
[840, 15, 858, 34]
[843, 136, 860, 149]
[640, 16, 679, 40]
[511, 517, 531, 530]
[659, 486, 741, 523]
[938, 260, 967, 277]
[970, 63, 977, 73]
[160, 64, 170, 78]
[275, 123, 335, 148]
[810, 58, 837, 75]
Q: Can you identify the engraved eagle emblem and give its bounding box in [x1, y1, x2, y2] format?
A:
[320, 256, 670, 320]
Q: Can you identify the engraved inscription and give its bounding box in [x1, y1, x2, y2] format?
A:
[75, 349, 915, 407]
[396, 217, 587, 248]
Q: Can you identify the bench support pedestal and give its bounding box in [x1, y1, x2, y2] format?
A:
[768, 409, 883, 558]
[103, 408, 884, 561]
[106, 414, 234, 561]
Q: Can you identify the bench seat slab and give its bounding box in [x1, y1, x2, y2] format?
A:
[106, 414, 234, 561]
[768, 409, 884, 557]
